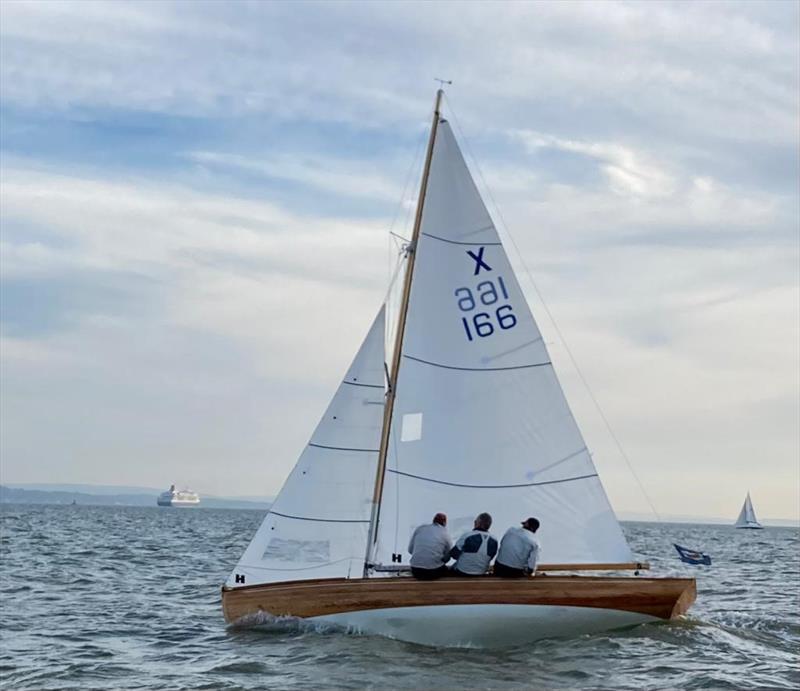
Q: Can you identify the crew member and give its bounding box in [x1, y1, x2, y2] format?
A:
[408, 512, 452, 580]
[450, 512, 498, 576]
[495, 517, 541, 577]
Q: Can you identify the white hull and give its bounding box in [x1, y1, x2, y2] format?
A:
[157, 499, 200, 507]
[311, 604, 658, 648]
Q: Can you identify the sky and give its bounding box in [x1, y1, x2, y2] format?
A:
[1, 0, 798, 521]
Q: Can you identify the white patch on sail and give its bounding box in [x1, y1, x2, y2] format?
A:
[226, 307, 386, 587]
[401, 413, 423, 442]
[373, 121, 632, 567]
[263, 538, 330, 563]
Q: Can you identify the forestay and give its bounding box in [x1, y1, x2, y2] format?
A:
[372, 121, 632, 567]
[226, 308, 386, 587]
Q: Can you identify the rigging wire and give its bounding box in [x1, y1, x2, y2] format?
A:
[385, 125, 428, 351]
[387, 126, 427, 251]
[443, 92, 663, 523]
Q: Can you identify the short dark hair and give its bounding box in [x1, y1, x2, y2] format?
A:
[475, 512, 492, 530]
[433, 513, 447, 526]
[522, 517, 540, 532]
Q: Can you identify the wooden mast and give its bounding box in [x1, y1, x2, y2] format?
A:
[364, 89, 444, 575]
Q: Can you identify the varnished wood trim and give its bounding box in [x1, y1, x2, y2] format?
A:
[367, 89, 445, 569]
[536, 562, 650, 572]
[670, 577, 697, 618]
[221, 575, 695, 624]
[371, 562, 650, 574]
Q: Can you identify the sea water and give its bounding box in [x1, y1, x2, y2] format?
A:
[1, 504, 797, 690]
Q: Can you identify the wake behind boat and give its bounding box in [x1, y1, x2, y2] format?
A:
[221, 89, 696, 646]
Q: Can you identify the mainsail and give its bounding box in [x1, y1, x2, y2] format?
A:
[734, 492, 762, 529]
[226, 308, 386, 587]
[371, 120, 632, 567]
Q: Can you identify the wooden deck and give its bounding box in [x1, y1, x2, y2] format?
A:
[221, 575, 696, 624]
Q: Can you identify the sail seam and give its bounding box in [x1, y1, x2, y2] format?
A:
[527, 447, 589, 476]
[268, 510, 370, 524]
[386, 469, 598, 489]
[239, 557, 361, 572]
[341, 380, 384, 389]
[421, 231, 501, 246]
[308, 443, 380, 452]
[403, 354, 551, 372]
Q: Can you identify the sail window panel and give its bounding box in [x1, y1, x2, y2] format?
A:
[420, 122, 497, 245]
[263, 538, 330, 563]
[400, 413, 423, 442]
[229, 513, 370, 586]
[375, 472, 631, 567]
[403, 236, 549, 372]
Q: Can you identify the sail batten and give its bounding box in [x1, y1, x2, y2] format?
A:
[267, 511, 371, 524]
[421, 231, 503, 246]
[387, 469, 599, 489]
[403, 354, 551, 372]
[307, 443, 381, 453]
[342, 381, 384, 389]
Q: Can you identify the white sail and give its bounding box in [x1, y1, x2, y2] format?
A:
[372, 121, 632, 567]
[226, 308, 386, 587]
[734, 492, 762, 529]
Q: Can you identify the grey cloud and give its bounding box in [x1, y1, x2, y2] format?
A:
[0, 269, 162, 337]
[0, 1, 797, 519]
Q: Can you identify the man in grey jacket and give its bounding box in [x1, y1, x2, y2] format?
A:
[495, 517, 541, 577]
[408, 513, 453, 580]
[449, 512, 498, 576]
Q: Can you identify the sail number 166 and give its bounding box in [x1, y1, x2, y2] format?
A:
[455, 276, 517, 341]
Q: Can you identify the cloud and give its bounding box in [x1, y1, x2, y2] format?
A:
[184, 150, 407, 204]
[0, 1, 797, 519]
[513, 130, 677, 199]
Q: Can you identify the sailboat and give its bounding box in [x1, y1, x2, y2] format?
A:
[734, 492, 763, 529]
[221, 90, 696, 647]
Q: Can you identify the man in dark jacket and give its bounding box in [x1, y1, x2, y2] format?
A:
[449, 512, 498, 575]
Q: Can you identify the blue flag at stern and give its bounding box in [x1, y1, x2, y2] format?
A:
[674, 544, 711, 566]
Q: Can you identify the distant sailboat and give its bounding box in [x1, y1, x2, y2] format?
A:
[221, 89, 696, 647]
[734, 492, 763, 529]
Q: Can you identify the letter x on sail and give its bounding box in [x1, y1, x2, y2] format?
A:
[467, 247, 492, 275]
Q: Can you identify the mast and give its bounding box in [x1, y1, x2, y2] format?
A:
[364, 89, 444, 575]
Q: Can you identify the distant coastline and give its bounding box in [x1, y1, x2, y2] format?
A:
[0, 483, 272, 511]
[0, 483, 796, 526]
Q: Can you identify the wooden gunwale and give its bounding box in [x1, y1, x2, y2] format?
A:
[371, 561, 650, 574]
[221, 575, 696, 624]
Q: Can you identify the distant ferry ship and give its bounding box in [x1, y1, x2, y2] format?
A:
[157, 484, 200, 507]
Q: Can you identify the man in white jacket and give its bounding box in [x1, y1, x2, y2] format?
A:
[495, 517, 541, 578]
